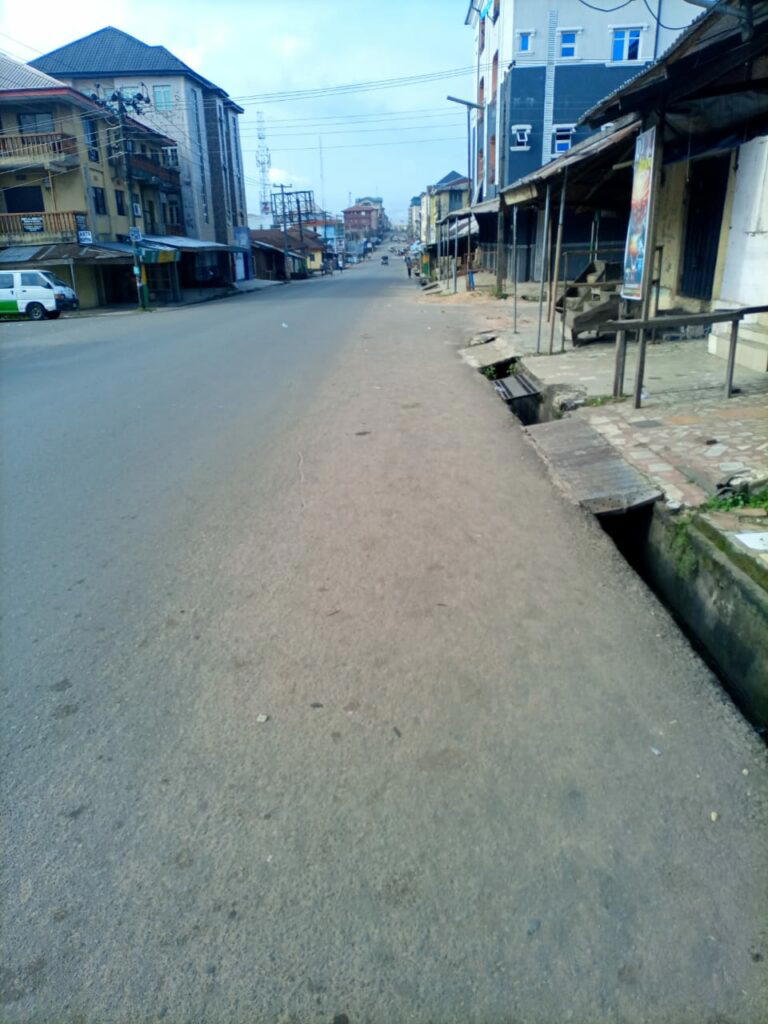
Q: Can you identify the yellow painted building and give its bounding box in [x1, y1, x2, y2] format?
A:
[0, 54, 184, 307]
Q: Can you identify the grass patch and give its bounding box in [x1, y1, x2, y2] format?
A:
[704, 488, 768, 513]
[479, 357, 518, 381]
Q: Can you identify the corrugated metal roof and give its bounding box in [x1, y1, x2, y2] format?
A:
[31, 26, 227, 96]
[578, 1, 757, 126]
[501, 120, 640, 202]
[0, 245, 43, 263]
[0, 53, 65, 91]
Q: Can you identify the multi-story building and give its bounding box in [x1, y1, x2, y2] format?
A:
[408, 195, 422, 242]
[354, 196, 388, 235]
[419, 172, 469, 246]
[343, 203, 376, 240]
[465, 0, 698, 197]
[32, 27, 248, 249]
[0, 53, 187, 306]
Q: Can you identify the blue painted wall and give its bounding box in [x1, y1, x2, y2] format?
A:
[503, 62, 657, 188]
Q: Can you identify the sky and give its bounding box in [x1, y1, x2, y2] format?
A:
[0, 0, 474, 224]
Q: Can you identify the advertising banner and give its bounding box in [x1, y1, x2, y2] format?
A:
[621, 126, 657, 301]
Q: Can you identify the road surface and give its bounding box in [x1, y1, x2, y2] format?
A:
[2, 264, 766, 1022]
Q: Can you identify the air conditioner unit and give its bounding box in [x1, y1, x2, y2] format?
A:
[132, 202, 142, 217]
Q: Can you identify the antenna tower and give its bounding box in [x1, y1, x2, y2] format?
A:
[256, 111, 272, 225]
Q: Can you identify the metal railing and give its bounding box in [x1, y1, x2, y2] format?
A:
[127, 154, 180, 186]
[0, 209, 86, 243]
[0, 132, 78, 165]
[604, 305, 768, 407]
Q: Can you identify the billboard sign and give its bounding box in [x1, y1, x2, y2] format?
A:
[621, 126, 657, 301]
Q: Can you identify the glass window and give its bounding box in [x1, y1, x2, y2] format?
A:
[0, 273, 14, 289]
[83, 116, 100, 160]
[21, 272, 49, 287]
[92, 187, 107, 215]
[153, 84, 173, 111]
[18, 112, 55, 134]
[560, 31, 577, 58]
[613, 28, 642, 60]
[553, 126, 574, 154]
[115, 190, 126, 216]
[519, 32, 532, 52]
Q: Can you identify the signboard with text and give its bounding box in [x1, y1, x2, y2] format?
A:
[621, 126, 657, 301]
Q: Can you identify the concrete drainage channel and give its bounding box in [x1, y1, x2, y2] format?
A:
[468, 348, 768, 733]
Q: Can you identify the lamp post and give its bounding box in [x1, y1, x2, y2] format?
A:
[447, 95, 482, 290]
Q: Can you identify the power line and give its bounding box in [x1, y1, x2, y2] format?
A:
[231, 63, 493, 104]
[641, 0, 693, 31]
[270, 135, 466, 153]
[576, 0, 635, 11]
[257, 121, 463, 141]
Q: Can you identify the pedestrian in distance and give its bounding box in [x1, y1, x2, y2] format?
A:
[405, 255, 413, 279]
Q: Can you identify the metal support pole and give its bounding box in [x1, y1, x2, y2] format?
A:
[512, 204, 518, 334]
[724, 316, 740, 398]
[633, 327, 648, 408]
[613, 298, 628, 397]
[536, 184, 551, 354]
[632, 123, 664, 408]
[549, 167, 568, 355]
[495, 203, 506, 296]
[560, 251, 568, 353]
[453, 217, 458, 294]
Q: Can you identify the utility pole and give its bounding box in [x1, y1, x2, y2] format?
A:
[109, 86, 152, 309]
[274, 182, 292, 282]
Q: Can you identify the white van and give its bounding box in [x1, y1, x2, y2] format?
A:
[0, 269, 79, 320]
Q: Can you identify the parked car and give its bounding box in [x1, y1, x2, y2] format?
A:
[0, 269, 79, 320]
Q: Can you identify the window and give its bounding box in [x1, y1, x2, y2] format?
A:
[167, 199, 180, 225]
[491, 51, 499, 97]
[0, 273, 14, 289]
[489, 134, 496, 183]
[552, 125, 574, 155]
[510, 124, 532, 150]
[92, 187, 107, 215]
[479, 16, 485, 53]
[162, 146, 179, 167]
[560, 30, 577, 58]
[83, 116, 100, 161]
[115, 189, 126, 216]
[518, 32, 532, 53]
[21, 272, 49, 287]
[153, 84, 173, 111]
[18, 111, 55, 134]
[478, 77, 485, 108]
[612, 27, 641, 61]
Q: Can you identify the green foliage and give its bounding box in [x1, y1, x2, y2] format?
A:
[704, 488, 768, 512]
[668, 518, 698, 580]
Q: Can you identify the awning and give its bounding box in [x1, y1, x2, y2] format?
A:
[144, 235, 233, 252]
[439, 196, 500, 222]
[501, 120, 640, 208]
[0, 242, 134, 265]
[251, 238, 303, 258]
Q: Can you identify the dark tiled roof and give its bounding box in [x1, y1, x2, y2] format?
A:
[435, 170, 465, 186]
[31, 26, 225, 95]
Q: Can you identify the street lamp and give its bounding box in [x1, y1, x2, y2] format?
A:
[447, 95, 482, 292]
[446, 95, 482, 203]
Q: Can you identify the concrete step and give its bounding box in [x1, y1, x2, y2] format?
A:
[708, 332, 768, 372]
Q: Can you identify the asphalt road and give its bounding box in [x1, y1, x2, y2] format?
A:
[2, 264, 766, 1023]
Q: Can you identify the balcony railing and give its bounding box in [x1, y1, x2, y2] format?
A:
[0, 210, 87, 245]
[128, 154, 180, 187]
[0, 133, 79, 168]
